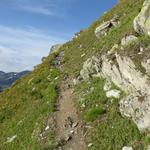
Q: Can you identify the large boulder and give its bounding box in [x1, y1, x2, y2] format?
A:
[120, 92, 150, 132]
[95, 15, 120, 39]
[80, 54, 150, 94]
[121, 35, 138, 46]
[115, 54, 150, 93]
[133, 0, 150, 36]
[80, 53, 150, 132]
[100, 54, 150, 94]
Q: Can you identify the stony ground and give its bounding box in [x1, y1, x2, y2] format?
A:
[53, 79, 86, 150]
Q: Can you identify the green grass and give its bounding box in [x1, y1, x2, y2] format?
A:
[75, 78, 107, 110]
[84, 107, 106, 122]
[75, 77, 148, 149]
[1, 0, 150, 149]
[0, 53, 61, 150]
[62, 1, 150, 147]
[61, 0, 144, 76]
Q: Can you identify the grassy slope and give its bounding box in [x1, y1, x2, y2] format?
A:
[0, 53, 61, 150]
[75, 78, 149, 150]
[62, 0, 145, 76]
[0, 0, 150, 149]
[61, 0, 150, 149]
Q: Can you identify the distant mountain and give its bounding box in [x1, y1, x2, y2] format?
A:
[0, 70, 30, 92]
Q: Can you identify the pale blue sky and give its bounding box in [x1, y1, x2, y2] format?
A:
[0, 0, 117, 72]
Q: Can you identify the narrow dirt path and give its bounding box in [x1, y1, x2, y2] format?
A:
[54, 80, 86, 150]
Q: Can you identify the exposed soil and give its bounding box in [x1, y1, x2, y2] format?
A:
[53, 80, 86, 150]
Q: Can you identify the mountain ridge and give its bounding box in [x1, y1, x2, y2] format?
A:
[0, 70, 30, 92]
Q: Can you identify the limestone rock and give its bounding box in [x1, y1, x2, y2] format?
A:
[107, 44, 119, 55]
[103, 80, 112, 91]
[72, 122, 78, 128]
[6, 135, 17, 143]
[122, 146, 133, 150]
[142, 59, 150, 75]
[80, 53, 150, 131]
[148, 145, 150, 150]
[45, 125, 49, 131]
[101, 55, 125, 91]
[81, 53, 86, 58]
[116, 54, 150, 93]
[73, 78, 79, 85]
[106, 89, 121, 98]
[133, 0, 150, 36]
[95, 15, 120, 39]
[120, 92, 150, 132]
[88, 143, 93, 147]
[81, 103, 86, 108]
[121, 35, 138, 46]
[80, 56, 101, 80]
[100, 54, 150, 93]
[81, 54, 150, 94]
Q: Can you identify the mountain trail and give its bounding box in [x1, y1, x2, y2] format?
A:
[53, 79, 86, 150]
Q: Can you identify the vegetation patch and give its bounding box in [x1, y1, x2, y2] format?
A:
[75, 77, 148, 149]
[0, 54, 61, 150]
[1, 0, 150, 149]
[84, 107, 106, 122]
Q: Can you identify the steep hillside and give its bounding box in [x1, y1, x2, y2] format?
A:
[0, 71, 30, 92]
[0, 0, 150, 150]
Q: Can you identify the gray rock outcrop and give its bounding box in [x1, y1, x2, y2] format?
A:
[80, 52, 150, 132]
[80, 54, 150, 94]
[142, 59, 150, 75]
[121, 35, 138, 46]
[120, 92, 150, 132]
[133, 0, 150, 36]
[122, 146, 133, 150]
[95, 15, 120, 39]
[106, 89, 121, 98]
[80, 56, 101, 80]
[107, 44, 119, 55]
